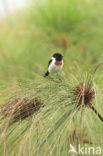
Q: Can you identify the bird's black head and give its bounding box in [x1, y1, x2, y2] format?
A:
[53, 53, 63, 61]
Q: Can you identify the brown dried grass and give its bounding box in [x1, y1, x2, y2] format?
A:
[0, 95, 42, 124]
[71, 82, 103, 122]
[72, 83, 95, 108]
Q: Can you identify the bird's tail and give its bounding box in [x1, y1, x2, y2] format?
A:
[44, 71, 49, 77]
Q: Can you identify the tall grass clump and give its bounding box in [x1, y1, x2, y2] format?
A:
[28, 0, 89, 32]
[27, 0, 103, 52]
[0, 76, 103, 156]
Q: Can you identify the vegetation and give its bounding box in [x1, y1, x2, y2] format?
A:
[0, 0, 103, 155]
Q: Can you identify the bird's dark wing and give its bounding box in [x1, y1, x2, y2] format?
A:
[48, 59, 53, 67]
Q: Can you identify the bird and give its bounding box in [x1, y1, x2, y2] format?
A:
[44, 53, 64, 77]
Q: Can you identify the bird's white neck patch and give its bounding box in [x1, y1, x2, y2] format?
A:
[51, 57, 55, 60]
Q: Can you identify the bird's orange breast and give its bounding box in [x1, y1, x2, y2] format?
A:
[55, 61, 63, 66]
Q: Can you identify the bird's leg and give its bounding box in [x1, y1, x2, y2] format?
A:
[49, 73, 59, 83]
[57, 73, 62, 82]
[49, 73, 55, 81]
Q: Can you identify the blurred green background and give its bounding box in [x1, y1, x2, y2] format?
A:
[0, 0, 103, 155]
